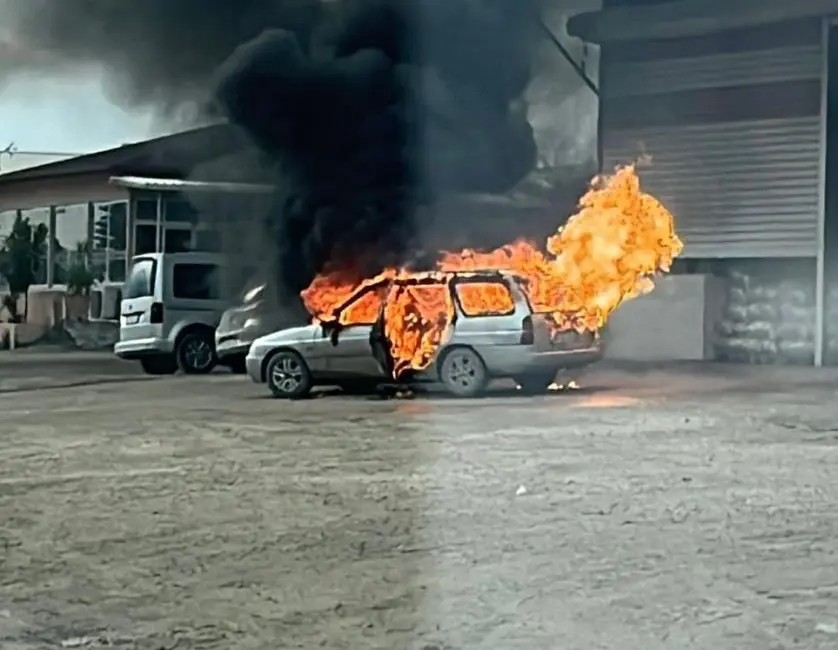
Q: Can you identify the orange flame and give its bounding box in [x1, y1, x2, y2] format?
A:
[300, 164, 683, 377]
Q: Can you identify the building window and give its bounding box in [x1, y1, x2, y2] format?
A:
[91, 201, 128, 282]
[135, 198, 159, 222]
[172, 263, 220, 300]
[134, 224, 157, 255]
[164, 198, 198, 224]
[53, 203, 90, 285]
[164, 227, 193, 253]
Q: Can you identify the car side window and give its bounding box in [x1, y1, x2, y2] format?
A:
[172, 263, 220, 300]
[338, 287, 386, 326]
[454, 281, 515, 317]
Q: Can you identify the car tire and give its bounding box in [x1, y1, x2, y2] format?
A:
[139, 355, 177, 375]
[438, 346, 489, 398]
[266, 349, 312, 399]
[176, 330, 217, 375]
[514, 369, 558, 394]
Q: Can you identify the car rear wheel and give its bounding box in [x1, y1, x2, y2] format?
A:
[176, 330, 217, 374]
[266, 350, 312, 399]
[439, 347, 488, 398]
[514, 369, 558, 394]
[139, 355, 177, 375]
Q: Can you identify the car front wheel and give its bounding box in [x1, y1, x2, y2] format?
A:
[266, 349, 312, 399]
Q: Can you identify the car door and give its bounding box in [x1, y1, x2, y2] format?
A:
[325, 286, 387, 378]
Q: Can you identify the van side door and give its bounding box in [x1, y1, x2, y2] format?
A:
[164, 261, 225, 339]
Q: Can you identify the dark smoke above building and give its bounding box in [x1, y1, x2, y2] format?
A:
[3, 0, 545, 300]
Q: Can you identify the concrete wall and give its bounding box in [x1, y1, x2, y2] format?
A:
[0, 172, 128, 212]
[604, 274, 728, 361]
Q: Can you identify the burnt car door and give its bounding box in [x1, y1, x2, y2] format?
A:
[325, 286, 387, 378]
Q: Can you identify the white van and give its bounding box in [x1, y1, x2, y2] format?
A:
[114, 252, 228, 375]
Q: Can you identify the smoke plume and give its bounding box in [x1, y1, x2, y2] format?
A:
[2, 0, 543, 299]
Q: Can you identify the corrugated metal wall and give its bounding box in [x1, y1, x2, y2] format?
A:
[600, 20, 823, 258]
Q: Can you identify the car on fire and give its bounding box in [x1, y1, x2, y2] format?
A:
[245, 269, 603, 399]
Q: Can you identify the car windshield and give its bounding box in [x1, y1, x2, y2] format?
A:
[123, 258, 155, 299]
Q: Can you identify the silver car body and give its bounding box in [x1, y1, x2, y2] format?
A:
[215, 284, 268, 361]
[245, 271, 603, 386]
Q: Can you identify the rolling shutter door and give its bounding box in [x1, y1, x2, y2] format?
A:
[600, 23, 823, 258]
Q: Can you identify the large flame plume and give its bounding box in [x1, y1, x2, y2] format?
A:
[301, 165, 684, 377]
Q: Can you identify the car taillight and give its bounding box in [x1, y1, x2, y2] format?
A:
[520, 315, 534, 345]
[149, 302, 164, 323]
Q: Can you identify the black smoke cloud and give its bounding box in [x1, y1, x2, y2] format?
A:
[3, 0, 542, 299]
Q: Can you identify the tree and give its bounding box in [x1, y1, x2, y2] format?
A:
[0, 212, 48, 322]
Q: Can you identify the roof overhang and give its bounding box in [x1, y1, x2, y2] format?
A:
[108, 176, 551, 208]
[109, 176, 273, 194]
[567, 0, 838, 43]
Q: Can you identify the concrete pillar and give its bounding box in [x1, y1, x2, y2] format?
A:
[47, 205, 56, 287]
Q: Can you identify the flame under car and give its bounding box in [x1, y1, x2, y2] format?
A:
[245, 270, 603, 398]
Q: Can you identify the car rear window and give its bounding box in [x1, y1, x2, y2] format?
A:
[339, 287, 386, 325]
[123, 258, 156, 299]
[454, 281, 515, 317]
[172, 263, 220, 300]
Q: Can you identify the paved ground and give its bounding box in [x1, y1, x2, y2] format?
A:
[2, 353, 838, 649]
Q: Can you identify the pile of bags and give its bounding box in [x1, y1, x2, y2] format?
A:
[715, 271, 815, 364]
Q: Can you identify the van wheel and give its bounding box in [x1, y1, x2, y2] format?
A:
[266, 350, 312, 399]
[438, 346, 488, 398]
[140, 355, 177, 375]
[514, 369, 558, 394]
[176, 330, 217, 374]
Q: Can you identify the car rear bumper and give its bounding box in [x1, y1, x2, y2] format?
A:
[114, 337, 173, 359]
[529, 345, 604, 369]
[481, 341, 604, 376]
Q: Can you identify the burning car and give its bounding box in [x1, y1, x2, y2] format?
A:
[245, 269, 603, 399]
[246, 164, 684, 399]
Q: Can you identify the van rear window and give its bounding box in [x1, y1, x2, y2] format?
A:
[123, 259, 155, 299]
[455, 282, 515, 317]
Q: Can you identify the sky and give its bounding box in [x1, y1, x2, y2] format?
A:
[0, 72, 156, 173]
[0, 71, 158, 255]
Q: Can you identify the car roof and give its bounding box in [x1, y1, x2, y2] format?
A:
[330, 268, 523, 314]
